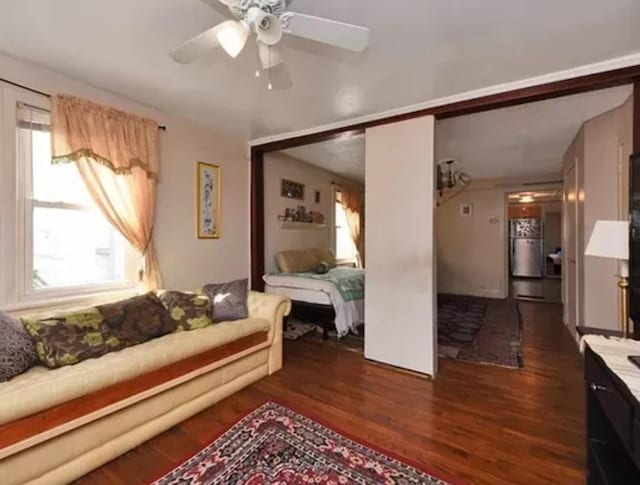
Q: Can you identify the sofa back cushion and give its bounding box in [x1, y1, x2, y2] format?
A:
[157, 291, 213, 331]
[0, 311, 37, 381]
[275, 248, 337, 273]
[22, 293, 174, 369]
[202, 279, 248, 322]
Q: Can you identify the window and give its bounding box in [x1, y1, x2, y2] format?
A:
[335, 191, 358, 263]
[17, 103, 132, 297]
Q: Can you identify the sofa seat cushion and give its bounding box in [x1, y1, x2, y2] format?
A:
[0, 317, 270, 427]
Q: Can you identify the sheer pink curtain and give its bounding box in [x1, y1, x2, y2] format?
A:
[339, 187, 365, 267]
[51, 95, 162, 290]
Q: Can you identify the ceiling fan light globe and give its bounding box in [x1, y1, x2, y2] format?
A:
[245, 7, 283, 46]
[216, 20, 250, 58]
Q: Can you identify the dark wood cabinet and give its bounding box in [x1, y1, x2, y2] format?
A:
[585, 345, 640, 484]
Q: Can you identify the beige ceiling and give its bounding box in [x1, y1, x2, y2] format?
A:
[0, 1, 639, 141]
[436, 85, 632, 178]
[282, 135, 365, 182]
[280, 86, 632, 181]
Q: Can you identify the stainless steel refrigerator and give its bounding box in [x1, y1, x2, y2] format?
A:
[510, 218, 544, 278]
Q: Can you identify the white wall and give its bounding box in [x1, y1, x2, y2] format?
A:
[365, 116, 437, 376]
[263, 152, 360, 274]
[562, 95, 633, 332]
[581, 96, 633, 330]
[0, 52, 250, 300]
[436, 176, 562, 299]
[156, 122, 249, 290]
[437, 184, 506, 298]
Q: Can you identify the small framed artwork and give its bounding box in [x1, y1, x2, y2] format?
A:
[460, 203, 473, 217]
[281, 179, 305, 200]
[197, 162, 221, 239]
[315, 190, 321, 204]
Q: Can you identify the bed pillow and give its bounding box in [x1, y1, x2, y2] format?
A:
[158, 291, 213, 332]
[202, 279, 249, 322]
[22, 308, 122, 369]
[97, 293, 175, 347]
[0, 311, 37, 381]
[315, 261, 330, 274]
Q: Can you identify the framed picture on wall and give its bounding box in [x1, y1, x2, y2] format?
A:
[197, 162, 221, 239]
[281, 179, 305, 200]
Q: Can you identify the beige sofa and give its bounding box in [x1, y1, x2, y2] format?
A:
[0, 291, 290, 485]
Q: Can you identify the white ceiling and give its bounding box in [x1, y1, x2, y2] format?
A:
[281, 85, 632, 181]
[283, 135, 365, 182]
[436, 85, 632, 178]
[0, 1, 639, 141]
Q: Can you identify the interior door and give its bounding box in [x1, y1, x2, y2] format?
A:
[563, 164, 578, 335]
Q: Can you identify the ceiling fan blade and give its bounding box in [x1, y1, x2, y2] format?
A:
[283, 13, 369, 52]
[259, 43, 285, 69]
[198, 0, 233, 10]
[169, 23, 224, 64]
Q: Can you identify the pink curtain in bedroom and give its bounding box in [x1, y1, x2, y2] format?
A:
[50, 95, 162, 290]
[340, 187, 365, 268]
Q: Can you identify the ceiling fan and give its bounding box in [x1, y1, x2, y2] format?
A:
[169, 0, 370, 89]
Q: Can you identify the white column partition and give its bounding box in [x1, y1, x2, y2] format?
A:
[364, 116, 438, 376]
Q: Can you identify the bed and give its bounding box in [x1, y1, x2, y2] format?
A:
[264, 249, 364, 338]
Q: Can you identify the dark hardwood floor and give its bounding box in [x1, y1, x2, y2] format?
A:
[76, 302, 585, 485]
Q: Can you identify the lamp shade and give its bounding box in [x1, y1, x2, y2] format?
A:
[216, 20, 250, 58]
[585, 220, 629, 260]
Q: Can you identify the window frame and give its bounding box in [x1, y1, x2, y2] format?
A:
[1, 85, 138, 309]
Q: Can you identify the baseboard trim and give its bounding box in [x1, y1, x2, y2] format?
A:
[363, 358, 433, 380]
[438, 288, 506, 299]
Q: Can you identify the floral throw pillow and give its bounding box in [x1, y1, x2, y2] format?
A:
[0, 311, 38, 381]
[22, 293, 175, 369]
[202, 279, 249, 322]
[157, 291, 213, 332]
[97, 293, 176, 347]
[22, 308, 122, 369]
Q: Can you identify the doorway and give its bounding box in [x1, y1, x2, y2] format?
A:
[507, 190, 563, 303]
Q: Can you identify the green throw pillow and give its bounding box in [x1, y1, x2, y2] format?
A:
[158, 291, 213, 332]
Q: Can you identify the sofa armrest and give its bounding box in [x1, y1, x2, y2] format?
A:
[247, 291, 291, 345]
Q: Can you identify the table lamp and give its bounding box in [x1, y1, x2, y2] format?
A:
[585, 220, 630, 337]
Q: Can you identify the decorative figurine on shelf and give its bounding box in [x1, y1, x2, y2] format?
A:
[277, 205, 325, 224]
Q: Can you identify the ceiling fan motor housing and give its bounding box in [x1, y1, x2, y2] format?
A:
[227, 0, 287, 18]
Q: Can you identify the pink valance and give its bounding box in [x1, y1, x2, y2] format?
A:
[51, 95, 159, 179]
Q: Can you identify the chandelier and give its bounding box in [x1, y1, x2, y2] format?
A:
[437, 159, 471, 201]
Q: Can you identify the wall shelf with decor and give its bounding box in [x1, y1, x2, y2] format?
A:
[279, 221, 327, 231]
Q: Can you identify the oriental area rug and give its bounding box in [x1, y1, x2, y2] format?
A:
[151, 402, 461, 485]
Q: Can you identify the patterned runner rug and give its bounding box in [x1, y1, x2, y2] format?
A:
[438, 295, 523, 369]
[287, 296, 523, 369]
[151, 402, 462, 485]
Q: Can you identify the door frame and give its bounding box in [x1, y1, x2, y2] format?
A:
[250, 69, 640, 291]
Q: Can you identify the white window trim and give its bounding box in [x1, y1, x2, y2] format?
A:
[0, 83, 138, 312]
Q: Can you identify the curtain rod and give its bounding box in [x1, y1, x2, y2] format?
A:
[1, 77, 167, 131]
